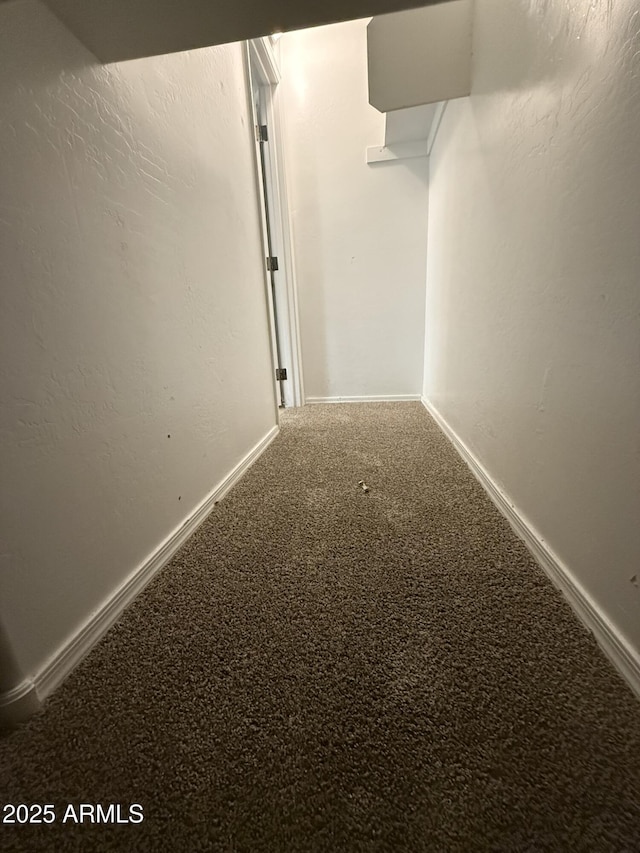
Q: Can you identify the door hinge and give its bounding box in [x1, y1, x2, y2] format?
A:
[266, 256, 279, 272]
[256, 124, 268, 143]
[275, 368, 287, 381]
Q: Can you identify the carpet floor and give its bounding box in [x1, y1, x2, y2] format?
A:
[1, 402, 639, 852]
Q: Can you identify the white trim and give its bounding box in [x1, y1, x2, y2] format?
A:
[0, 678, 41, 728]
[426, 101, 448, 155]
[366, 141, 427, 164]
[421, 397, 640, 699]
[247, 41, 304, 409]
[243, 48, 280, 421]
[245, 46, 282, 418]
[249, 36, 281, 85]
[34, 425, 280, 704]
[306, 395, 421, 404]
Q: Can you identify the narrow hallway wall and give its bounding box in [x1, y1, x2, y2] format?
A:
[0, 1, 276, 692]
[424, 0, 640, 665]
[280, 20, 429, 401]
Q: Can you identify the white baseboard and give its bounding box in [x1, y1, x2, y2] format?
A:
[31, 425, 280, 707]
[421, 397, 640, 700]
[306, 395, 421, 404]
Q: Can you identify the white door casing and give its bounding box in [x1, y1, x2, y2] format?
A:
[246, 38, 304, 408]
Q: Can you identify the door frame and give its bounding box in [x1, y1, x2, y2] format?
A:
[246, 37, 304, 408]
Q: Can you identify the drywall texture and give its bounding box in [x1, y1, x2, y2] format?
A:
[280, 20, 429, 400]
[0, 1, 275, 684]
[424, 0, 640, 658]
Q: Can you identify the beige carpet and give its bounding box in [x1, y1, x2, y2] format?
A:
[1, 402, 639, 852]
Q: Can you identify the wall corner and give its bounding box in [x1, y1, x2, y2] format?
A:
[0, 620, 42, 729]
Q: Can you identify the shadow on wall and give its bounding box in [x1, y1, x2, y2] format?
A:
[0, 0, 100, 86]
[426, 101, 458, 184]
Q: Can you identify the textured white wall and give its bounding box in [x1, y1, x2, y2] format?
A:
[424, 0, 640, 656]
[280, 19, 429, 400]
[0, 1, 276, 680]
